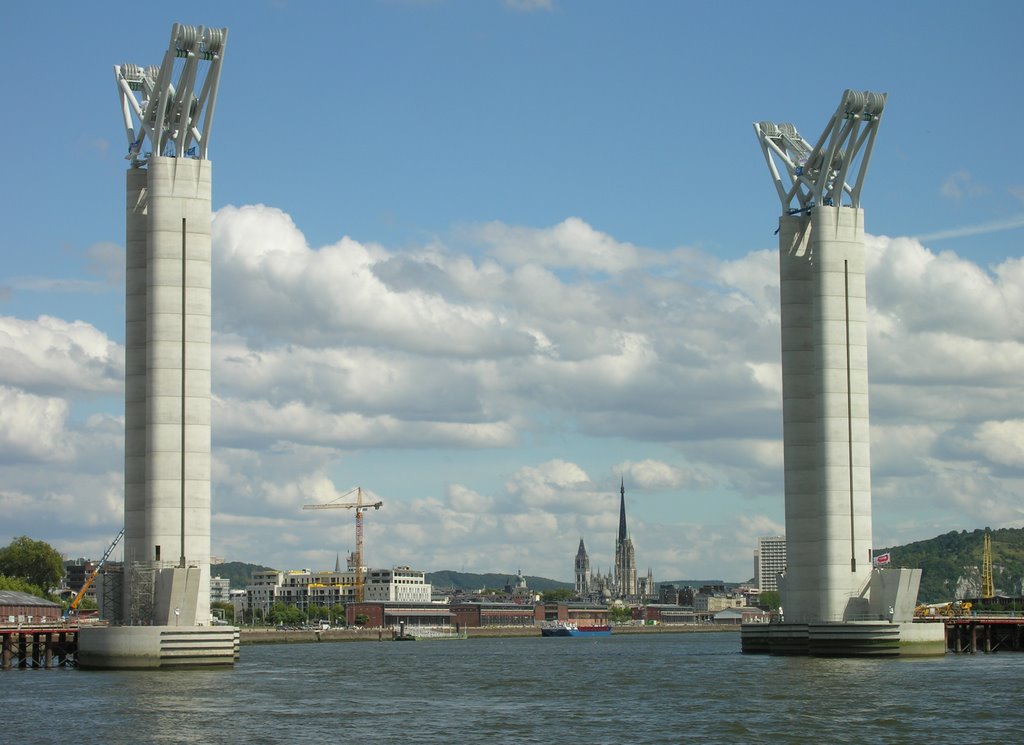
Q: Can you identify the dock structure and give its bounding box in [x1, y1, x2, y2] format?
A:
[945, 617, 1024, 654]
[1, 627, 78, 670]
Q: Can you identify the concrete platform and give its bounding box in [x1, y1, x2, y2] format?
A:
[741, 620, 945, 657]
[78, 626, 239, 669]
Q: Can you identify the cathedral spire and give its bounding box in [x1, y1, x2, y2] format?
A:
[614, 477, 637, 599]
[618, 476, 628, 543]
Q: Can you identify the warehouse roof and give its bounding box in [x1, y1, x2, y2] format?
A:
[0, 590, 60, 608]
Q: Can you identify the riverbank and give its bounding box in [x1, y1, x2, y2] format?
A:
[239, 624, 737, 645]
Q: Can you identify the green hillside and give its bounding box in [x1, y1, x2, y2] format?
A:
[216, 529, 1024, 604]
[214, 564, 572, 593]
[426, 570, 571, 592]
[212, 561, 275, 590]
[880, 527, 1024, 603]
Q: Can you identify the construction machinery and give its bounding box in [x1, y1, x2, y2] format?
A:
[64, 528, 124, 620]
[915, 601, 972, 619]
[303, 487, 382, 603]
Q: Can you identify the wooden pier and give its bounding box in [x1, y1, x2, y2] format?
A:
[1, 626, 78, 669]
[946, 617, 1024, 654]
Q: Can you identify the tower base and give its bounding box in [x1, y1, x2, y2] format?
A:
[741, 621, 945, 657]
[77, 626, 239, 669]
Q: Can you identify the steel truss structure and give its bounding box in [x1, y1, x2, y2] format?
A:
[755, 89, 886, 215]
[115, 24, 228, 166]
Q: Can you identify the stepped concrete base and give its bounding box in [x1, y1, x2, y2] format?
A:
[78, 626, 239, 669]
[741, 621, 945, 657]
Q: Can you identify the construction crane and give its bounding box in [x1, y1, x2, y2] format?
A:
[981, 530, 995, 599]
[64, 527, 124, 620]
[303, 487, 382, 603]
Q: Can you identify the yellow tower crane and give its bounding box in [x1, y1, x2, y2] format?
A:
[981, 530, 994, 599]
[303, 487, 382, 603]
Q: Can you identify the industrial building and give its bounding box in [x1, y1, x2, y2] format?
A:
[451, 602, 538, 628]
[0, 591, 61, 625]
[344, 602, 454, 630]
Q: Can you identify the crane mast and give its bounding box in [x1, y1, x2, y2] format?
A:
[65, 528, 125, 619]
[303, 487, 382, 603]
[981, 530, 994, 599]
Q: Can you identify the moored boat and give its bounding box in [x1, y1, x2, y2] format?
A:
[540, 621, 612, 638]
[392, 626, 467, 641]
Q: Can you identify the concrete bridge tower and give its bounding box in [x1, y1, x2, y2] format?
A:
[79, 22, 237, 668]
[114, 24, 227, 627]
[755, 90, 886, 624]
[742, 91, 943, 656]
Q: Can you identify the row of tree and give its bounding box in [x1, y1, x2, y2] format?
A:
[221, 601, 373, 628]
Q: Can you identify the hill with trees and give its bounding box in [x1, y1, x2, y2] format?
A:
[426, 570, 571, 592]
[212, 561, 275, 589]
[205, 527, 1024, 604]
[879, 527, 1024, 602]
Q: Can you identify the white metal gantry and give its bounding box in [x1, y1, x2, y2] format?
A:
[755, 89, 886, 215]
[115, 24, 228, 166]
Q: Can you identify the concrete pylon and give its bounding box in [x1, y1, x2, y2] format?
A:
[778, 207, 872, 622]
[115, 25, 226, 627]
[754, 91, 886, 624]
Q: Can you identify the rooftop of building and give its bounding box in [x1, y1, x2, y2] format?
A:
[0, 591, 61, 608]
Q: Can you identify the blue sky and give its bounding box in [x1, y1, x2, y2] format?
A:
[2, 0, 1023, 585]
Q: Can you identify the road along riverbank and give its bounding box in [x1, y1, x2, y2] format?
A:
[239, 624, 737, 645]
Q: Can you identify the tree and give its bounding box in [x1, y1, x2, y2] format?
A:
[211, 600, 235, 623]
[354, 613, 370, 626]
[268, 602, 305, 626]
[329, 604, 344, 625]
[0, 575, 47, 597]
[759, 591, 781, 611]
[608, 605, 634, 623]
[0, 536, 65, 592]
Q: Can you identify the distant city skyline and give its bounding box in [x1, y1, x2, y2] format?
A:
[2, 2, 1024, 584]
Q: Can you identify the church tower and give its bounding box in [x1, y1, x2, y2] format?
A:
[575, 538, 591, 596]
[614, 478, 638, 598]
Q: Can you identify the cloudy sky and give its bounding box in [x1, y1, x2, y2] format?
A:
[2, 1, 1023, 584]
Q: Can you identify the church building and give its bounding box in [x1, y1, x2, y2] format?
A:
[574, 538, 591, 596]
[574, 478, 651, 603]
[614, 477, 638, 599]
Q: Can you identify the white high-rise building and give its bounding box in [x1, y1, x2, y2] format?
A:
[756, 536, 787, 593]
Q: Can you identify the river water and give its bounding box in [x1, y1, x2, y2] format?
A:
[4, 632, 1022, 743]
